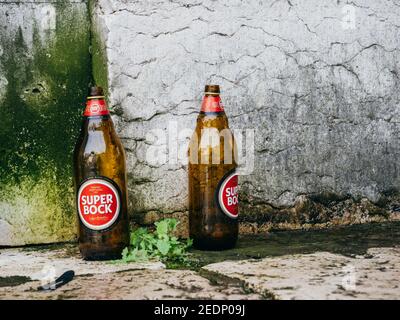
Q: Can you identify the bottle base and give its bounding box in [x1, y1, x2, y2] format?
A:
[81, 252, 122, 261]
[79, 246, 125, 261]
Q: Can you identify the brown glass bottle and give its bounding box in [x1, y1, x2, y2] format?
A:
[73, 86, 129, 260]
[188, 85, 239, 250]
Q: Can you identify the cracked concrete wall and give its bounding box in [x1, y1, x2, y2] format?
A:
[93, 0, 400, 232]
[0, 0, 91, 245]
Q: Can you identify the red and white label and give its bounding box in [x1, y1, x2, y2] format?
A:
[84, 99, 109, 116]
[217, 170, 239, 219]
[201, 96, 224, 112]
[77, 178, 120, 230]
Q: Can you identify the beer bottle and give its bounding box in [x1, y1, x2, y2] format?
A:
[73, 86, 129, 260]
[188, 85, 239, 250]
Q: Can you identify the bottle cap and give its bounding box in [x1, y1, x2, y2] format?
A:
[88, 86, 104, 99]
[204, 84, 220, 95]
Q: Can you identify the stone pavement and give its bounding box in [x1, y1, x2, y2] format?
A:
[0, 223, 399, 300]
[203, 247, 400, 300]
[0, 245, 258, 300]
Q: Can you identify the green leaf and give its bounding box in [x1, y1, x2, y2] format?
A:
[167, 219, 178, 231]
[186, 238, 193, 247]
[155, 220, 168, 235]
[121, 247, 130, 261]
[157, 239, 171, 256]
[172, 247, 183, 256]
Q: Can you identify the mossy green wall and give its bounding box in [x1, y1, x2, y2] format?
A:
[89, 0, 108, 96]
[0, 1, 91, 245]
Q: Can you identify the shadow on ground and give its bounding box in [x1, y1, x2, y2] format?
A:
[190, 221, 400, 266]
[3, 221, 400, 271]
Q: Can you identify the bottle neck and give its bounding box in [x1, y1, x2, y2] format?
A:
[84, 97, 110, 117]
[201, 94, 224, 113]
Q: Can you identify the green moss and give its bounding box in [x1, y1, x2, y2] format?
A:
[0, 171, 77, 244]
[0, 3, 91, 245]
[89, 0, 108, 94]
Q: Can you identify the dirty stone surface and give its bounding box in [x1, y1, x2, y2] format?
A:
[191, 221, 400, 265]
[0, 245, 164, 281]
[203, 247, 400, 300]
[0, 222, 399, 300]
[0, 269, 259, 300]
[93, 0, 400, 230]
[0, 245, 258, 300]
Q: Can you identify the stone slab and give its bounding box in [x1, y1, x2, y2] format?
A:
[0, 268, 260, 300]
[203, 247, 400, 300]
[0, 246, 164, 281]
[0, 246, 259, 300]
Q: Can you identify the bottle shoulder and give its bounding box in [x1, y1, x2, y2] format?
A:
[74, 118, 125, 157]
[196, 112, 230, 130]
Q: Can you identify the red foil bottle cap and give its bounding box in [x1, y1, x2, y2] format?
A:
[201, 84, 224, 112]
[84, 86, 109, 116]
[84, 98, 109, 116]
[201, 95, 224, 112]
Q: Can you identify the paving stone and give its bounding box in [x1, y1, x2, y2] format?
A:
[0, 246, 164, 281]
[0, 247, 259, 300]
[203, 246, 400, 300]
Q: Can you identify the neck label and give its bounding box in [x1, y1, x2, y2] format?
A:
[201, 96, 224, 112]
[84, 99, 109, 116]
